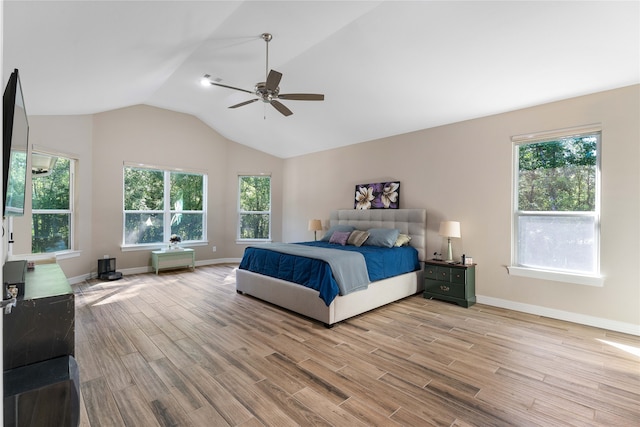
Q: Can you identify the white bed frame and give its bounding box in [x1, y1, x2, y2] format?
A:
[236, 209, 427, 326]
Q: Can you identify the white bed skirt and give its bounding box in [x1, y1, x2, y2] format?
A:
[236, 268, 424, 326]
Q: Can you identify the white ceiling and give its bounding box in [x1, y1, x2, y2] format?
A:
[3, 1, 639, 159]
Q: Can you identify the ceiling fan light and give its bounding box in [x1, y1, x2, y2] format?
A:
[200, 74, 212, 87]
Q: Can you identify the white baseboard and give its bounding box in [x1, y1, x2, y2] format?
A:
[196, 257, 242, 266]
[477, 295, 640, 336]
[67, 258, 242, 285]
[70, 265, 638, 336]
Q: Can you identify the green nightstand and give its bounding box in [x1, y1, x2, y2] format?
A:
[423, 259, 476, 307]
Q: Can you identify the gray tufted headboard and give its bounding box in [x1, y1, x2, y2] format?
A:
[329, 209, 427, 261]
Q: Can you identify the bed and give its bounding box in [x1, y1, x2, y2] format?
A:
[235, 209, 426, 327]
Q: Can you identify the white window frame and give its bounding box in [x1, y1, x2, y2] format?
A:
[508, 124, 604, 286]
[31, 148, 76, 255]
[122, 162, 208, 250]
[237, 174, 272, 242]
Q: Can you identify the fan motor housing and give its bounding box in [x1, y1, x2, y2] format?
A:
[255, 82, 279, 102]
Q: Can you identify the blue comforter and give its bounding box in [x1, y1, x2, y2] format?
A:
[238, 241, 420, 306]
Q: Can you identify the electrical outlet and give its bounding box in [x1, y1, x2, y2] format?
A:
[212, 246, 217, 252]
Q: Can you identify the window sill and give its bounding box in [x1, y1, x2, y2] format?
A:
[121, 241, 208, 252]
[55, 250, 81, 260]
[236, 239, 272, 245]
[9, 250, 81, 262]
[507, 266, 604, 287]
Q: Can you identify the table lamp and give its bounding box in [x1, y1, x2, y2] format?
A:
[439, 221, 461, 262]
[308, 219, 322, 241]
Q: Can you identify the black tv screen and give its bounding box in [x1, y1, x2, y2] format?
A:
[3, 69, 29, 217]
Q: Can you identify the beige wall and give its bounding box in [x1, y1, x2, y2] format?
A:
[224, 142, 284, 250]
[9, 105, 283, 278]
[10, 115, 94, 278]
[282, 85, 640, 329]
[6, 86, 638, 332]
[91, 105, 283, 273]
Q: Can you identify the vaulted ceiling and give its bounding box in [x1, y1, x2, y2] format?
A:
[3, 1, 638, 158]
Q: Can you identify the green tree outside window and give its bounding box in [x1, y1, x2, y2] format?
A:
[238, 175, 271, 240]
[32, 155, 72, 253]
[514, 133, 600, 275]
[124, 167, 206, 245]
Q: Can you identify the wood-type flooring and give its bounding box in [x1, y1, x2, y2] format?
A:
[74, 264, 640, 426]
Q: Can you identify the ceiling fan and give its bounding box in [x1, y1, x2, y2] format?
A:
[201, 33, 324, 117]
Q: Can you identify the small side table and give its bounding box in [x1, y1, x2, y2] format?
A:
[151, 248, 195, 274]
[423, 259, 476, 307]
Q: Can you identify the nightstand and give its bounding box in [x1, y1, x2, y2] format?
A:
[423, 259, 476, 307]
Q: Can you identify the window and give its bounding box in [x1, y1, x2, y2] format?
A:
[238, 175, 271, 241]
[123, 165, 206, 246]
[32, 152, 74, 253]
[511, 126, 601, 283]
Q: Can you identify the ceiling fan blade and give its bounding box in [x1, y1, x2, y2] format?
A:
[266, 70, 283, 92]
[229, 99, 259, 109]
[210, 82, 254, 95]
[278, 93, 324, 101]
[270, 100, 293, 117]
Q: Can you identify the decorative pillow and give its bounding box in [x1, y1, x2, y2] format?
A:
[347, 230, 370, 247]
[320, 225, 356, 241]
[364, 228, 400, 248]
[395, 233, 412, 247]
[329, 231, 351, 246]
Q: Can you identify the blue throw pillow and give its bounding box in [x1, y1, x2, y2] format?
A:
[364, 228, 400, 248]
[321, 225, 356, 241]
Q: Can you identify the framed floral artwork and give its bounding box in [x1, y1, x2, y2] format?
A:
[354, 181, 400, 209]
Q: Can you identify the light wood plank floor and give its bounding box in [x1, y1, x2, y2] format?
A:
[74, 264, 640, 426]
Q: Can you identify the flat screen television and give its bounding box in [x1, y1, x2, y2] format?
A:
[3, 69, 29, 217]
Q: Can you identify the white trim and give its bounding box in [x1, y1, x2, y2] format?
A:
[477, 294, 639, 336]
[511, 128, 601, 278]
[196, 257, 242, 266]
[123, 160, 207, 175]
[66, 257, 241, 284]
[237, 175, 272, 241]
[30, 152, 76, 253]
[122, 165, 208, 246]
[236, 239, 272, 245]
[511, 123, 602, 144]
[8, 250, 80, 263]
[65, 261, 635, 336]
[507, 265, 604, 286]
[54, 250, 81, 260]
[121, 241, 209, 252]
[237, 172, 272, 177]
[31, 144, 79, 160]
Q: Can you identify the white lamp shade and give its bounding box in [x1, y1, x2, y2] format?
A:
[308, 219, 322, 231]
[439, 221, 461, 238]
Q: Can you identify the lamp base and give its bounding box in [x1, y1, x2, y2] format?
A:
[445, 238, 453, 263]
